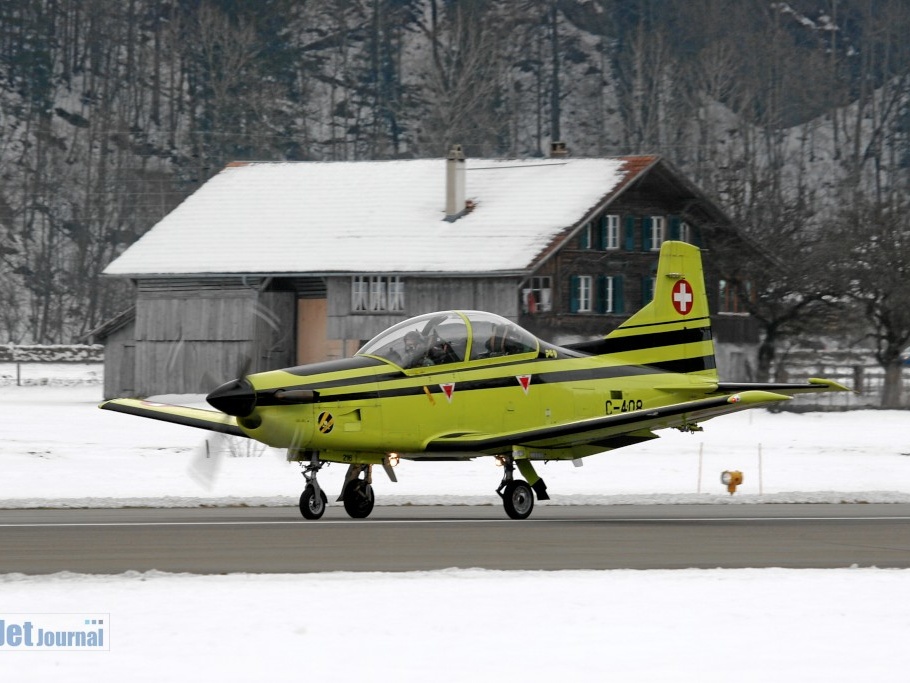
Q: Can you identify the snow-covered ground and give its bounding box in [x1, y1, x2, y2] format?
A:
[4, 568, 909, 682]
[2, 380, 909, 680]
[2, 383, 908, 507]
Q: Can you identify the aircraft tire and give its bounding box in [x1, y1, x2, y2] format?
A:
[503, 480, 534, 520]
[300, 485, 328, 520]
[342, 480, 375, 519]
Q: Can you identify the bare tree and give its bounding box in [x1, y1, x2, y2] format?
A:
[412, 1, 509, 156]
[830, 192, 910, 407]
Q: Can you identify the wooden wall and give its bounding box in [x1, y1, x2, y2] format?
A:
[128, 280, 295, 397]
[102, 320, 137, 399]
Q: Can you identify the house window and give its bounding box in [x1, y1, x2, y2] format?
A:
[644, 216, 665, 251]
[718, 279, 751, 314]
[602, 214, 620, 250]
[571, 275, 593, 312]
[598, 275, 624, 313]
[352, 276, 404, 312]
[353, 277, 369, 311]
[388, 277, 405, 311]
[522, 276, 552, 313]
[678, 220, 691, 243]
[572, 275, 624, 313]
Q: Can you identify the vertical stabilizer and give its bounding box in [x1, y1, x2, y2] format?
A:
[604, 241, 717, 382]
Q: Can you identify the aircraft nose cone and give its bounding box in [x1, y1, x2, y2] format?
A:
[206, 377, 257, 417]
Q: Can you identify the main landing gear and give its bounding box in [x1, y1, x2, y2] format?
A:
[297, 453, 549, 521]
[298, 455, 375, 520]
[495, 455, 549, 520]
[338, 464, 375, 519]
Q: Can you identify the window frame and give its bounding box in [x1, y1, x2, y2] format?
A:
[523, 276, 553, 314]
[603, 214, 620, 250]
[718, 279, 752, 315]
[352, 275, 405, 313]
[576, 275, 593, 313]
[649, 215, 665, 251]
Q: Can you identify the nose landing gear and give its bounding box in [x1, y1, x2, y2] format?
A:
[299, 454, 328, 520]
[495, 455, 547, 520]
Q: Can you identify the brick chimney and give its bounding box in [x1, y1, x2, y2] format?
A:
[444, 144, 466, 222]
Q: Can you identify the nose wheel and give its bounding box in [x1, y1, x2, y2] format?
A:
[495, 455, 540, 520]
[298, 453, 328, 520]
[299, 485, 328, 519]
[501, 480, 534, 519]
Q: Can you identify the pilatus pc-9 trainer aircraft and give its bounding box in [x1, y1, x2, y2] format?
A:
[101, 241, 849, 520]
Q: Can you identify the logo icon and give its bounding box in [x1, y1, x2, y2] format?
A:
[317, 412, 334, 433]
[671, 279, 694, 315]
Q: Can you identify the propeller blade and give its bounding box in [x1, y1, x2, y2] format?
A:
[188, 433, 225, 489]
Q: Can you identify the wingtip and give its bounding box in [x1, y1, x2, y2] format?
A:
[727, 390, 792, 405]
[807, 377, 854, 393]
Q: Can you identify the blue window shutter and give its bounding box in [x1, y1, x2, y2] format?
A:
[570, 275, 580, 313]
[642, 276, 653, 304]
[614, 276, 624, 313]
[578, 226, 590, 249]
[624, 216, 636, 250]
[596, 275, 607, 313]
[669, 216, 681, 241]
[598, 216, 607, 250]
[642, 217, 653, 252]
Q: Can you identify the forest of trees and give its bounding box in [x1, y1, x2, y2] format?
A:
[1, 0, 909, 404]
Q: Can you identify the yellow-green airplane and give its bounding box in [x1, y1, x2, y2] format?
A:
[100, 241, 850, 520]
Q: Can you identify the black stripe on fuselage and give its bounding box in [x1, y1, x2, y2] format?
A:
[566, 323, 712, 356]
[252, 353, 716, 406]
[282, 355, 388, 377]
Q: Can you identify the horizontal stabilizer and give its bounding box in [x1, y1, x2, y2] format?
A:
[716, 378, 852, 396]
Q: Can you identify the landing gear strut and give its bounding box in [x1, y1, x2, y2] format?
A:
[299, 454, 328, 519]
[339, 464, 375, 519]
[495, 455, 547, 520]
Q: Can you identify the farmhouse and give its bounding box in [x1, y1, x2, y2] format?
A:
[96, 148, 756, 399]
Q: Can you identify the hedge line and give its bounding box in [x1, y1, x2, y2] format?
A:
[0, 345, 104, 362]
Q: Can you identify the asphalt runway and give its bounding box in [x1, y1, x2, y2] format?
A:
[1, 504, 909, 574]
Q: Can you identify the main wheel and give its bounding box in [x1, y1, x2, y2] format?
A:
[502, 480, 534, 520]
[299, 485, 328, 520]
[342, 479, 375, 519]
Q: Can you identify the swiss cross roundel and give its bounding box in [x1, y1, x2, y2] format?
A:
[671, 279, 694, 315]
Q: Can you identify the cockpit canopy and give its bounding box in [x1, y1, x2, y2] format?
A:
[357, 311, 539, 370]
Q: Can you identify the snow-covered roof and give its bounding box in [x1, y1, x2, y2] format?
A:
[104, 156, 655, 277]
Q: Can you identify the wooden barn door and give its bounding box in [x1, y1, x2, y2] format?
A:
[297, 298, 328, 365]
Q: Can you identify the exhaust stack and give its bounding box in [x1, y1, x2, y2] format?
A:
[444, 144, 466, 222]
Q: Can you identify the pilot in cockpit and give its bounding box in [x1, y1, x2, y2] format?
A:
[484, 323, 527, 357]
[403, 330, 431, 368]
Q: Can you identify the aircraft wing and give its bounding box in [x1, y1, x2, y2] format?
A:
[99, 398, 248, 438]
[425, 390, 793, 455]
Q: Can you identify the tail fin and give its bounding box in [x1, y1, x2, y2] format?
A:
[603, 241, 717, 382]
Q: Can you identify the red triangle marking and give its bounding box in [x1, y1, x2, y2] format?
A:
[440, 383, 455, 402]
[517, 375, 531, 394]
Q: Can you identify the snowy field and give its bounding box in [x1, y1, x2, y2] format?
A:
[2, 377, 910, 680]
